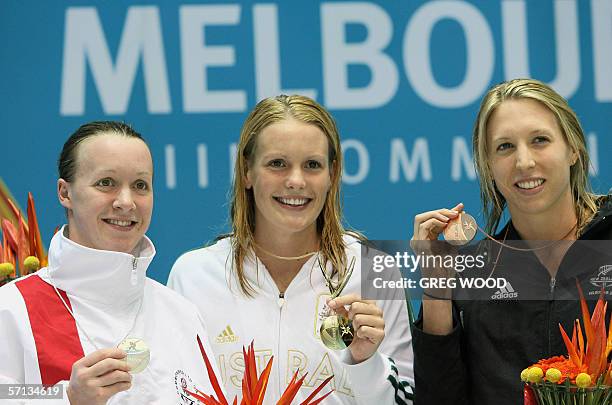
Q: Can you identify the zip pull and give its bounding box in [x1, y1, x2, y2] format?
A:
[131, 257, 138, 286]
[549, 277, 556, 296]
[277, 292, 285, 308]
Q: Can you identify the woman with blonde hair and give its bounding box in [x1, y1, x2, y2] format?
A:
[411, 79, 612, 404]
[169, 95, 414, 404]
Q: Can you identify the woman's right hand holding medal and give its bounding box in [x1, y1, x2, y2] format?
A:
[67, 348, 132, 404]
[411, 202, 463, 335]
[411, 202, 464, 246]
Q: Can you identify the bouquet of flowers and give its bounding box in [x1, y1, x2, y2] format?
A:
[522, 281, 612, 405]
[0, 180, 47, 285]
[187, 336, 333, 405]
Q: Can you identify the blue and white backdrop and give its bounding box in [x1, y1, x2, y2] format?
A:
[1, 0, 610, 282]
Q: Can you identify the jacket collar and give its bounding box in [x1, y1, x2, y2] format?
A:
[42, 225, 155, 306]
[581, 194, 612, 237]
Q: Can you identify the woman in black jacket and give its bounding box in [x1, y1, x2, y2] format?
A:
[411, 78, 612, 404]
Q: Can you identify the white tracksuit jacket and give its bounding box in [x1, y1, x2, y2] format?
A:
[0, 227, 221, 405]
[168, 235, 414, 404]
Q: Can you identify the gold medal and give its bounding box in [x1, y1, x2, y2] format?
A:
[319, 257, 356, 350]
[443, 212, 478, 246]
[320, 315, 354, 350]
[118, 337, 150, 374]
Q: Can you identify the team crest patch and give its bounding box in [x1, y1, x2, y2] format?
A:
[589, 265, 612, 296]
[314, 292, 332, 339]
[174, 369, 197, 404]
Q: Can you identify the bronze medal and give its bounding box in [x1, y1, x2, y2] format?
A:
[443, 212, 478, 246]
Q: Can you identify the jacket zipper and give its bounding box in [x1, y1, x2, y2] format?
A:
[130, 257, 138, 286]
[549, 277, 556, 297]
[547, 277, 556, 354]
[277, 291, 285, 399]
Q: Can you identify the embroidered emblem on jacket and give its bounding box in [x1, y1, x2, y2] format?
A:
[589, 264, 612, 295]
[314, 293, 331, 338]
[216, 325, 239, 344]
[491, 281, 518, 299]
[174, 369, 196, 404]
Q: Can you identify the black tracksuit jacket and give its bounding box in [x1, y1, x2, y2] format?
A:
[413, 195, 612, 405]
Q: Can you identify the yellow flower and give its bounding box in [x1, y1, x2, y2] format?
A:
[0, 262, 15, 278]
[545, 368, 562, 383]
[575, 373, 591, 388]
[528, 367, 544, 383]
[23, 256, 40, 272]
[520, 368, 530, 382]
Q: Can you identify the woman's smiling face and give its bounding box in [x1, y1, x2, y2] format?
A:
[57, 133, 153, 254]
[487, 98, 577, 219]
[245, 118, 332, 238]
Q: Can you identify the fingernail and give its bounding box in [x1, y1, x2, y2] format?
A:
[327, 299, 336, 308]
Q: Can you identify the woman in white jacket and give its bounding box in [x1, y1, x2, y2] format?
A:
[168, 95, 414, 404]
[0, 121, 219, 404]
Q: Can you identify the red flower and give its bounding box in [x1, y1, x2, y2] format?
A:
[192, 335, 333, 405]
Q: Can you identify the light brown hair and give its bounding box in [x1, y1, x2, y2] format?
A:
[59, 121, 146, 182]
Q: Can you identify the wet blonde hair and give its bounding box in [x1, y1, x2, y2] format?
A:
[472, 78, 598, 236]
[230, 95, 356, 296]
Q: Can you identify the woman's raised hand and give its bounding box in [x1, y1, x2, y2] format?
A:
[410, 203, 463, 335]
[327, 294, 385, 363]
[411, 203, 463, 243]
[67, 348, 132, 405]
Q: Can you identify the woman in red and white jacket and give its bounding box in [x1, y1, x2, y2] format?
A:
[0, 121, 221, 405]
